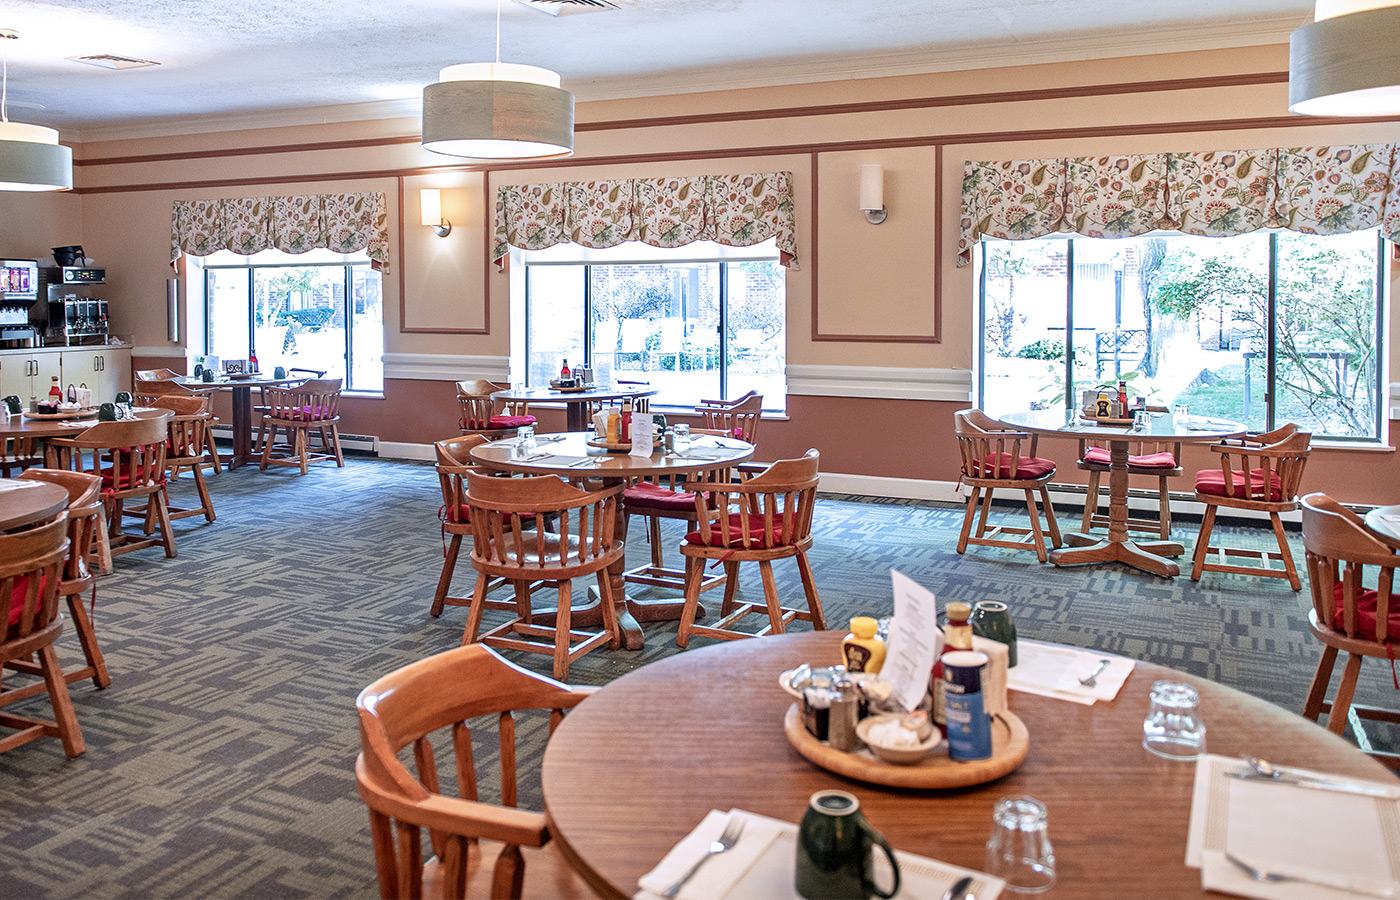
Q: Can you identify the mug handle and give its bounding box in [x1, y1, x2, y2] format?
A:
[860, 821, 901, 900]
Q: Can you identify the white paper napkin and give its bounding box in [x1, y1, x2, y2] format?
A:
[636, 810, 784, 900]
[1007, 641, 1133, 704]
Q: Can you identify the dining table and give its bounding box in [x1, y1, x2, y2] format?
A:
[470, 430, 753, 651]
[999, 409, 1245, 577]
[541, 629, 1395, 900]
[490, 384, 658, 433]
[175, 374, 295, 469]
[0, 477, 68, 532]
[1364, 503, 1400, 552]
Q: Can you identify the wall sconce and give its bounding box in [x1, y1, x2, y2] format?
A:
[420, 188, 452, 237]
[859, 164, 887, 224]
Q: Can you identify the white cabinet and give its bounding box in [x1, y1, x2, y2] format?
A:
[0, 346, 131, 405]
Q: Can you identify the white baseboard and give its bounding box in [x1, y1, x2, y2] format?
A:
[817, 473, 964, 502]
[210, 426, 378, 453]
[378, 440, 435, 461]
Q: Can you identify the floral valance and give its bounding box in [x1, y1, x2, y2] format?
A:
[170, 191, 390, 272]
[959, 143, 1400, 266]
[493, 172, 798, 268]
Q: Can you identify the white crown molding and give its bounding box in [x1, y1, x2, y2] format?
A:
[383, 352, 509, 383]
[71, 98, 423, 144]
[787, 365, 972, 403]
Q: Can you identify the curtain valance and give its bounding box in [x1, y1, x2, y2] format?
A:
[958, 143, 1400, 266]
[170, 191, 390, 271]
[493, 172, 798, 268]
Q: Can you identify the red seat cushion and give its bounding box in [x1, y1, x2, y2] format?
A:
[288, 405, 334, 422]
[624, 482, 698, 512]
[1333, 583, 1400, 642]
[1082, 447, 1177, 469]
[963, 453, 1055, 480]
[1195, 468, 1283, 502]
[99, 464, 164, 489]
[7, 574, 47, 635]
[488, 414, 536, 429]
[685, 513, 788, 548]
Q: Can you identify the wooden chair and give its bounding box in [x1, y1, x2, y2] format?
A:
[46, 412, 177, 560]
[135, 368, 182, 381]
[953, 409, 1062, 563]
[1189, 426, 1311, 591]
[675, 449, 825, 647]
[1077, 430, 1183, 540]
[355, 644, 595, 899]
[134, 377, 225, 475]
[463, 473, 623, 680]
[253, 366, 326, 455]
[0, 434, 43, 477]
[11, 469, 109, 695]
[694, 390, 762, 441]
[457, 380, 535, 440]
[150, 395, 216, 523]
[1300, 492, 1400, 770]
[259, 378, 345, 475]
[0, 514, 83, 757]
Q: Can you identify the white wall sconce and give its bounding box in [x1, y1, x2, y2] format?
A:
[420, 188, 452, 237]
[859, 164, 887, 224]
[1290, 1, 1400, 115]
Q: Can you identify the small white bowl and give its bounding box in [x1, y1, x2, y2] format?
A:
[856, 714, 942, 764]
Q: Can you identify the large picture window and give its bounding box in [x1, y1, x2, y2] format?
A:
[520, 241, 786, 410]
[203, 248, 383, 392]
[978, 230, 1385, 441]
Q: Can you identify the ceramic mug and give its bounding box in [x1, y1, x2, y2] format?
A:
[192, 363, 204, 378]
[201, 369, 215, 383]
[971, 599, 1018, 667]
[97, 402, 117, 422]
[273, 366, 287, 379]
[114, 391, 133, 406]
[795, 790, 900, 900]
[1, 395, 20, 415]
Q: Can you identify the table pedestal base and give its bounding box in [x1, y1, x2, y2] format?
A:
[1051, 532, 1185, 577]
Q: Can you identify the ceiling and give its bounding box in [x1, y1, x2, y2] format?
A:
[0, 0, 1315, 139]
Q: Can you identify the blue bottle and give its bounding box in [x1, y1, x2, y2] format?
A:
[943, 650, 992, 761]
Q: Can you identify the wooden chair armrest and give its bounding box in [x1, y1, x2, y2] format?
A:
[415, 794, 549, 848]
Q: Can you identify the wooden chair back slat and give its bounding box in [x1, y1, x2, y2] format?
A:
[1208, 430, 1311, 505]
[695, 391, 762, 443]
[466, 474, 621, 574]
[1302, 492, 1400, 644]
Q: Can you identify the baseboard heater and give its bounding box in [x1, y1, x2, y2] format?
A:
[208, 426, 379, 454]
[1041, 480, 1371, 524]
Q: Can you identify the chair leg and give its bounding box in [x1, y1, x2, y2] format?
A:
[758, 559, 783, 635]
[38, 644, 84, 758]
[596, 570, 621, 651]
[1271, 511, 1301, 591]
[676, 557, 704, 649]
[431, 534, 462, 617]
[296, 428, 310, 475]
[1023, 489, 1048, 563]
[462, 573, 490, 645]
[1081, 471, 1101, 533]
[328, 425, 345, 467]
[67, 594, 111, 689]
[648, 516, 664, 568]
[93, 505, 113, 576]
[957, 487, 981, 554]
[205, 437, 223, 474]
[1038, 485, 1062, 549]
[720, 561, 739, 616]
[1190, 505, 1217, 582]
[153, 491, 176, 558]
[553, 579, 572, 681]
[975, 488, 995, 538]
[1302, 644, 1339, 723]
[1325, 653, 1364, 736]
[259, 427, 274, 470]
[192, 465, 215, 522]
[796, 550, 825, 630]
[1157, 475, 1171, 540]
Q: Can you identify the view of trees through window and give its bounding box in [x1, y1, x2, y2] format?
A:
[204, 249, 383, 392]
[525, 244, 786, 410]
[980, 229, 1383, 440]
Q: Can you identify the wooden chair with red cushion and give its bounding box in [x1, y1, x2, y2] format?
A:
[355, 644, 595, 899]
[1300, 492, 1400, 770]
[1189, 425, 1311, 590]
[1077, 430, 1183, 540]
[694, 390, 762, 442]
[150, 394, 216, 523]
[135, 377, 225, 475]
[954, 409, 1062, 563]
[463, 473, 624, 681]
[0, 514, 83, 758]
[457, 380, 535, 440]
[675, 449, 825, 647]
[259, 378, 345, 474]
[46, 412, 177, 560]
[11, 469, 108, 695]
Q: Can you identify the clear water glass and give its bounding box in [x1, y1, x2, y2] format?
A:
[1173, 404, 1190, 424]
[985, 796, 1056, 893]
[1142, 680, 1206, 760]
[1132, 409, 1149, 432]
[514, 424, 537, 457]
[115, 401, 131, 420]
[672, 422, 690, 449]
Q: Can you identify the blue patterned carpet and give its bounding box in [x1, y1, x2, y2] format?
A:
[0, 454, 1392, 898]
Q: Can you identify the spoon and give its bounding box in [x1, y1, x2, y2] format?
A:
[941, 875, 975, 900]
[1078, 658, 1110, 688]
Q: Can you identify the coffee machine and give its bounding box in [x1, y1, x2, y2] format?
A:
[41, 264, 108, 346]
[0, 259, 39, 348]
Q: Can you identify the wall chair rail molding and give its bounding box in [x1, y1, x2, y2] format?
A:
[786, 364, 973, 403]
[382, 353, 509, 383]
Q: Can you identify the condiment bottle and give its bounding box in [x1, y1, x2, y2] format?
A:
[841, 616, 886, 674]
[48, 376, 62, 404]
[560, 359, 571, 381]
[1117, 379, 1128, 412]
[606, 409, 621, 443]
[249, 349, 259, 373]
[932, 601, 974, 726]
[620, 396, 634, 443]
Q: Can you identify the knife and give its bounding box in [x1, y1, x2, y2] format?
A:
[941, 875, 974, 900]
[1225, 770, 1400, 799]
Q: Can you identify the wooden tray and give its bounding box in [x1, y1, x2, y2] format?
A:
[782, 703, 1028, 789]
[586, 436, 662, 452]
[225, 372, 257, 380]
[23, 407, 98, 420]
[1079, 412, 1136, 427]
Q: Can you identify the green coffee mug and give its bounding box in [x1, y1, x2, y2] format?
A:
[192, 363, 204, 378]
[796, 791, 900, 900]
[115, 391, 133, 405]
[201, 369, 215, 383]
[1, 395, 20, 415]
[971, 600, 1018, 667]
[273, 366, 287, 379]
[98, 402, 117, 422]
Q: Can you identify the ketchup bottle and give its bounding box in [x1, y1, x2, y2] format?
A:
[560, 359, 571, 381]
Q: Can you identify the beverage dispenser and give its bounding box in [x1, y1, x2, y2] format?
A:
[41, 265, 108, 346]
[0, 259, 39, 348]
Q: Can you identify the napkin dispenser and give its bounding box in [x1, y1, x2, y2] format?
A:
[970, 636, 1009, 717]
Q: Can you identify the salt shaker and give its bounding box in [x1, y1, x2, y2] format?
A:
[827, 678, 861, 752]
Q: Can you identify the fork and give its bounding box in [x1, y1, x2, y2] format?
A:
[662, 816, 745, 899]
[1225, 852, 1398, 898]
[1078, 658, 1110, 688]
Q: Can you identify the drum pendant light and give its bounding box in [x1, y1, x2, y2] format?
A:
[421, 0, 574, 160]
[1289, 1, 1400, 116]
[0, 30, 71, 191]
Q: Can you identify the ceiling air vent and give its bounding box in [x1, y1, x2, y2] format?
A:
[69, 54, 160, 70]
[514, 0, 618, 16]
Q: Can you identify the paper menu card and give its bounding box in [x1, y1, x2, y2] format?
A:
[1186, 754, 1400, 898]
[884, 570, 943, 713]
[630, 415, 656, 457]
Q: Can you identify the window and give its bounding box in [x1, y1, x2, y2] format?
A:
[979, 230, 1385, 441]
[202, 248, 383, 392]
[519, 240, 786, 410]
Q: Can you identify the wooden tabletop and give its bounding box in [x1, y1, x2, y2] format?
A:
[469, 431, 753, 478]
[0, 478, 68, 532]
[1364, 503, 1400, 551]
[1001, 408, 1245, 442]
[490, 385, 658, 405]
[0, 412, 99, 439]
[541, 630, 1393, 900]
[174, 375, 294, 390]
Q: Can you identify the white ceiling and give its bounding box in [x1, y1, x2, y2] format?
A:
[0, 0, 1314, 138]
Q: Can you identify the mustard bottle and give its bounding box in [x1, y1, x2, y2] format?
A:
[606, 411, 620, 444]
[842, 617, 886, 674]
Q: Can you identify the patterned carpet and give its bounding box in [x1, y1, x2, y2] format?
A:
[0, 454, 1394, 899]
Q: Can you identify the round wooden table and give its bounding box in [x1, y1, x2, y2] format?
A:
[175, 375, 295, 468]
[490, 385, 658, 433]
[1000, 409, 1244, 577]
[0, 477, 68, 532]
[1364, 504, 1400, 551]
[470, 431, 753, 650]
[542, 630, 1392, 900]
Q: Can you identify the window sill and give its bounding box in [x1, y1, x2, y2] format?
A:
[1310, 440, 1395, 453]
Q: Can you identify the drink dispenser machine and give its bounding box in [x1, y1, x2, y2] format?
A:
[0, 259, 39, 348]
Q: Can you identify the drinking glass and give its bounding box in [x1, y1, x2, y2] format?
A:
[115, 401, 131, 420]
[1132, 409, 1149, 432]
[1142, 680, 1206, 760]
[672, 423, 690, 449]
[1173, 404, 1190, 424]
[514, 424, 537, 457]
[985, 796, 1056, 893]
